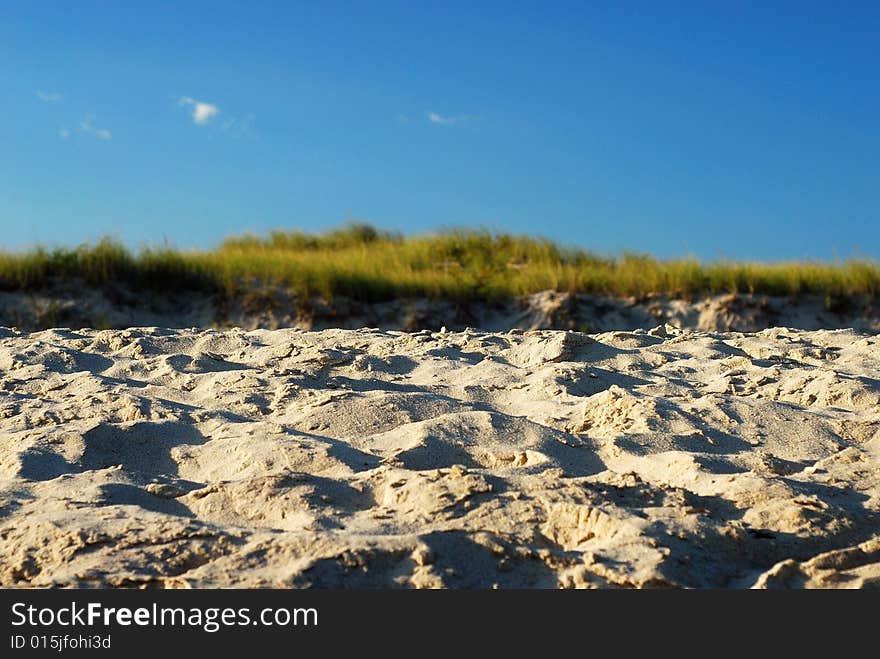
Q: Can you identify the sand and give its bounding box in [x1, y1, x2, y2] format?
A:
[1, 324, 879, 588]
[3, 285, 879, 333]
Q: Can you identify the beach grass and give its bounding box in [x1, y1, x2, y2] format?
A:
[1, 223, 877, 302]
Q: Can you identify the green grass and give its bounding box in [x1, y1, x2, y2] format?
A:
[1, 223, 878, 302]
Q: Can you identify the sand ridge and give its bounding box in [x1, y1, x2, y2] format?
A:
[3, 287, 879, 334]
[1, 324, 879, 588]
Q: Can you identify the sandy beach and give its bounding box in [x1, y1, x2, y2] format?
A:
[2, 324, 878, 588]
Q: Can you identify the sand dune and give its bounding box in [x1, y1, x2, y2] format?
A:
[1, 324, 879, 588]
[3, 287, 879, 334]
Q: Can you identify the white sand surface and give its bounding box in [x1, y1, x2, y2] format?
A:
[1, 324, 879, 588]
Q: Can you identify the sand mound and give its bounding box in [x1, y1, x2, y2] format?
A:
[4, 286, 879, 334]
[1, 325, 879, 588]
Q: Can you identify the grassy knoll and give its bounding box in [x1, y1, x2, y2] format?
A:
[1, 224, 877, 302]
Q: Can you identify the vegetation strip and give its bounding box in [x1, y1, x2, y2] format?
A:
[2, 224, 877, 302]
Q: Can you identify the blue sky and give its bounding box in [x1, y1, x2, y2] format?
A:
[1, 1, 878, 260]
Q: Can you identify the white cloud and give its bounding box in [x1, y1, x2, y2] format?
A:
[427, 111, 476, 127]
[36, 90, 62, 102]
[427, 112, 456, 126]
[66, 115, 111, 140]
[179, 96, 219, 125]
[193, 103, 218, 124]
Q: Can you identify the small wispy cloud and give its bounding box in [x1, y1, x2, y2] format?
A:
[220, 112, 255, 137]
[179, 96, 219, 125]
[427, 112, 458, 126]
[79, 115, 111, 140]
[36, 90, 62, 103]
[426, 111, 477, 127]
[61, 114, 111, 141]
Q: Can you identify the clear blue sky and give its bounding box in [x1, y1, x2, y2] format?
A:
[1, 1, 878, 260]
